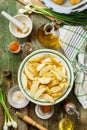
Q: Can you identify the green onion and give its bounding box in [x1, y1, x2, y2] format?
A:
[3, 113, 8, 130]
[18, 1, 87, 26]
[0, 87, 17, 130]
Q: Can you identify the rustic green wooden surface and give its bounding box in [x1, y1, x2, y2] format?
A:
[0, 0, 87, 130]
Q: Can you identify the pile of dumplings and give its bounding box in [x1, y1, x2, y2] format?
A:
[53, 0, 82, 5]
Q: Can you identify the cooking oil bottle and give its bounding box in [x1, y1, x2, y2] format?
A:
[58, 116, 74, 130]
[37, 22, 60, 49]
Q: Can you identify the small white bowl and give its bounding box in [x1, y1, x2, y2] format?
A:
[35, 105, 54, 119]
[9, 14, 32, 38]
[7, 85, 29, 108]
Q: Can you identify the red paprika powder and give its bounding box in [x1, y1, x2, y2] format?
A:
[9, 42, 20, 52]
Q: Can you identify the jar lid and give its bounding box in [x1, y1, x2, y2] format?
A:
[7, 85, 29, 108]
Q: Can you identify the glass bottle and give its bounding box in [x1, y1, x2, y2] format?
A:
[37, 22, 60, 49]
[58, 116, 74, 130]
[63, 100, 80, 119]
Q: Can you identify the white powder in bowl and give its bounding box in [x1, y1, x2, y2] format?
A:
[12, 90, 26, 103]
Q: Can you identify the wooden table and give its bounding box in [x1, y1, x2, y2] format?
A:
[0, 0, 87, 130]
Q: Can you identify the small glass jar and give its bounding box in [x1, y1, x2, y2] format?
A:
[21, 42, 32, 57]
[8, 41, 21, 54]
[63, 100, 80, 119]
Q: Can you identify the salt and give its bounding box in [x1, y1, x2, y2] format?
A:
[12, 90, 26, 103]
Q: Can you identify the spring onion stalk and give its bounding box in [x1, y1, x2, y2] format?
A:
[18, 1, 87, 26]
[0, 88, 17, 129]
[7, 120, 12, 127]
[3, 113, 8, 130]
[3, 91, 8, 130]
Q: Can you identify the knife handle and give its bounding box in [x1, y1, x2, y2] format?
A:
[23, 115, 47, 130]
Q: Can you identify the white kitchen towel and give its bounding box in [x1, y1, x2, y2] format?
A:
[59, 26, 87, 63]
[59, 25, 87, 109]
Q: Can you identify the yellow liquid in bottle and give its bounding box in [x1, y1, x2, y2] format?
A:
[58, 117, 74, 130]
[37, 25, 60, 49]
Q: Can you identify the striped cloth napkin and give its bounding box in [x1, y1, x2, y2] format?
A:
[59, 25, 87, 109]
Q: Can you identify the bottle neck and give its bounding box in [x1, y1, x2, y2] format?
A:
[44, 23, 54, 35]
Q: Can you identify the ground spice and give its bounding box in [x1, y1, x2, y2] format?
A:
[12, 90, 26, 103]
[40, 105, 51, 113]
[9, 42, 19, 52]
[17, 27, 22, 34]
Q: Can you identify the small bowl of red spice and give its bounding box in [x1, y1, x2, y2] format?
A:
[39, 105, 51, 113]
[8, 41, 21, 53]
[35, 105, 54, 119]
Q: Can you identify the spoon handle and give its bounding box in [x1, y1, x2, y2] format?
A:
[1, 11, 24, 30]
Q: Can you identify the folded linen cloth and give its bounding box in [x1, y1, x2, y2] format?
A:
[75, 50, 87, 109]
[59, 25, 87, 109]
